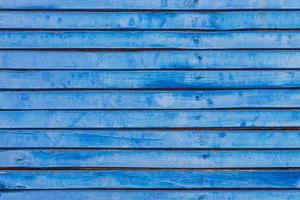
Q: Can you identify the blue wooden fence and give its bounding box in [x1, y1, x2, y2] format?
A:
[1, 0, 300, 199]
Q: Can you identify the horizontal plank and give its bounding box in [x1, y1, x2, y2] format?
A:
[3, 11, 300, 30]
[1, 90, 300, 109]
[1, 110, 300, 128]
[1, 191, 300, 200]
[1, 170, 300, 189]
[2, 150, 300, 168]
[2, 50, 300, 69]
[1, 70, 300, 89]
[1, 130, 300, 148]
[0, 0, 300, 10]
[1, 31, 300, 49]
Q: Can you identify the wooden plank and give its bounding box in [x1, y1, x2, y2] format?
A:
[1, 110, 300, 128]
[1, 0, 300, 10]
[1, 31, 300, 49]
[1, 70, 300, 89]
[2, 11, 300, 30]
[1, 90, 300, 109]
[2, 150, 300, 168]
[2, 50, 300, 70]
[1, 190, 300, 200]
[1, 130, 300, 148]
[0, 170, 300, 189]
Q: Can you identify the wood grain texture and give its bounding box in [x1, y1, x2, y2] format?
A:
[1, 31, 300, 49]
[2, 50, 300, 70]
[1, 0, 300, 10]
[1, 130, 300, 148]
[2, 150, 300, 168]
[1, 190, 300, 200]
[1, 90, 300, 109]
[1, 170, 300, 189]
[2, 11, 300, 30]
[2, 0, 300, 195]
[1, 110, 300, 128]
[1, 70, 300, 89]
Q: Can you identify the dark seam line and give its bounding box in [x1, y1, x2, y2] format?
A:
[0, 126, 300, 130]
[2, 29, 300, 32]
[2, 108, 300, 111]
[0, 89, 298, 92]
[2, 48, 300, 51]
[0, 128, 298, 131]
[0, 88, 300, 92]
[0, 127, 299, 130]
[3, 68, 300, 71]
[2, 88, 300, 91]
[1, 188, 300, 191]
[6, 9, 300, 13]
[2, 148, 300, 150]
[0, 10, 299, 14]
[3, 28, 300, 31]
[2, 48, 285, 51]
[2, 9, 300, 12]
[2, 167, 300, 171]
[3, 68, 300, 70]
[1, 168, 300, 171]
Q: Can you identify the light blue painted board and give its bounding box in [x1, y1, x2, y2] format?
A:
[1, 31, 300, 49]
[3, 11, 300, 30]
[1, 90, 300, 109]
[1, 170, 300, 189]
[2, 150, 300, 168]
[1, 0, 300, 10]
[1, 130, 300, 148]
[1, 70, 300, 89]
[1, 190, 300, 200]
[1, 110, 300, 128]
[2, 50, 300, 69]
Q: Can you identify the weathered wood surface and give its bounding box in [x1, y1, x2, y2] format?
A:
[1, 0, 300, 197]
[1, 90, 300, 109]
[2, 150, 300, 168]
[1, 70, 300, 89]
[1, 31, 300, 49]
[1, 110, 300, 128]
[1, 190, 300, 200]
[1, 130, 300, 148]
[2, 50, 300, 70]
[1, 0, 300, 10]
[1, 170, 300, 189]
[2, 11, 300, 30]
[0, 31, 300, 49]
